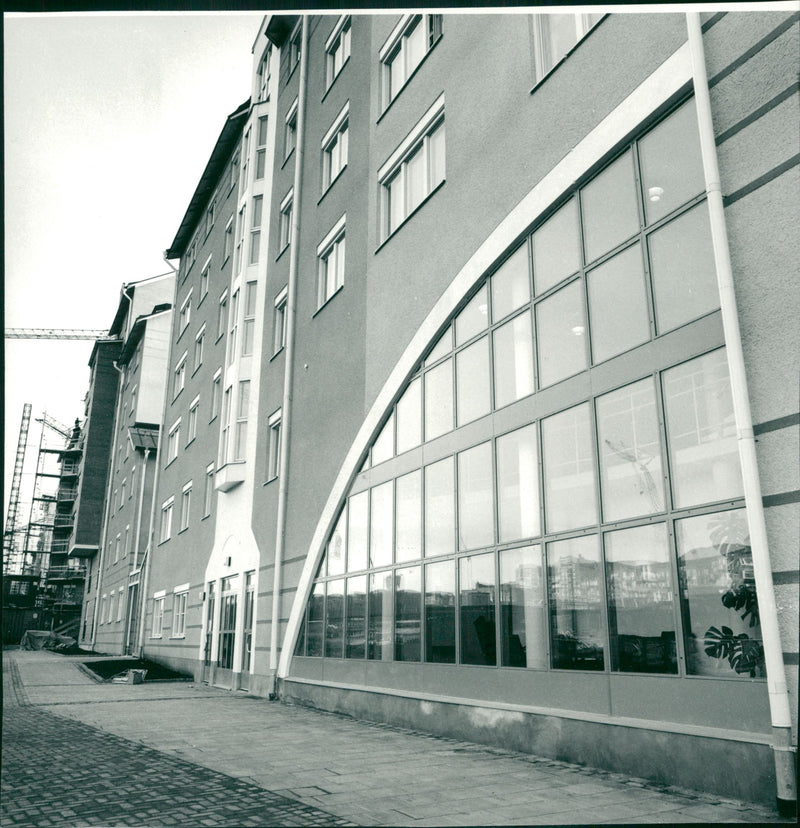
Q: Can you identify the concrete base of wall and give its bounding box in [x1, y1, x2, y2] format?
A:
[280, 679, 776, 805]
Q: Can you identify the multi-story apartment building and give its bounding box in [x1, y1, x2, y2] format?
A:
[79, 274, 174, 653]
[128, 10, 797, 808]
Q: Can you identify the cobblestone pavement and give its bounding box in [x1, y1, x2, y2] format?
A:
[2, 649, 792, 826]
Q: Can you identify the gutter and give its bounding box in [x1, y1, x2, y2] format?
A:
[686, 12, 796, 816]
[270, 15, 308, 697]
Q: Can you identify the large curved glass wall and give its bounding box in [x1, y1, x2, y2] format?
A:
[294, 98, 764, 680]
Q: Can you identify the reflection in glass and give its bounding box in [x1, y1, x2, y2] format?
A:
[596, 378, 664, 521]
[456, 336, 491, 426]
[396, 377, 422, 454]
[458, 441, 494, 550]
[587, 244, 650, 363]
[581, 150, 640, 263]
[307, 581, 325, 657]
[425, 457, 455, 557]
[649, 203, 719, 334]
[605, 524, 676, 673]
[492, 244, 530, 322]
[639, 98, 705, 224]
[496, 424, 540, 542]
[676, 509, 764, 677]
[663, 349, 742, 508]
[425, 560, 455, 663]
[460, 552, 497, 666]
[370, 481, 394, 568]
[542, 403, 598, 532]
[493, 311, 534, 409]
[346, 575, 366, 658]
[325, 579, 344, 658]
[532, 197, 580, 295]
[424, 358, 453, 440]
[395, 566, 421, 661]
[368, 570, 393, 660]
[500, 545, 546, 668]
[347, 490, 368, 572]
[327, 508, 346, 576]
[547, 535, 604, 670]
[396, 470, 422, 563]
[371, 412, 394, 466]
[536, 280, 587, 387]
[455, 285, 489, 346]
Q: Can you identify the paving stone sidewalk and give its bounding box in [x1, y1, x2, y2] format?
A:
[2, 649, 792, 826]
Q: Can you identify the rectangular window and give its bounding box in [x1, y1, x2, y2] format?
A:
[234, 204, 246, 275]
[273, 286, 287, 354]
[500, 544, 546, 668]
[234, 380, 250, 461]
[228, 288, 239, 365]
[284, 99, 298, 160]
[249, 196, 262, 265]
[205, 198, 215, 237]
[217, 576, 238, 669]
[346, 575, 366, 658]
[255, 116, 268, 180]
[279, 190, 293, 250]
[289, 24, 301, 73]
[240, 128, 250, 190]
[457, 441, 494, 550]
[159, 499, 174, 543]
[460, 552, 496, 666]
[180, 482, 192, 532]
[258, 46, 271, 101]
[317, 216, 346, 307]
[381, 14, 442, 106]
[394, 565, 421, 661]
[322, 103, 349, 191]
[229, 152, 239, 193]
[173, 352, 187, 399]
[267, 409, 282, 480]
[496, 423, 540, 543]
[193, 326, 205, 372]
[204, 463, 214, 515]
[117, 587, 124, 622]
[224, 217, 233, 262]
[221, 386, 231, 464]
[130, 466, 137, 500]
[120, 479, 126, 508]
[425, 559, 455, 663]
[173, 591, 187, 637]
[532, 13, 603, 81]
[123, 525, 130, 558]
[368, 571, 393, 661]
[380, 95, 445, 239]
[167, 420, 180, 464]
[326, 15, 351, 88]
[217, 290, 228, 341]
[325, 579, 345, 658]
[306, 582, 324, 657]
[210, 369, 222, 421]
[152, 595, 164, 637]
[200, 255, 211, 298]
[179, 292, 191, 336]
[129, 384, 137, 418]
[242, 281, 257, 356]
[114, 533, 121, 563]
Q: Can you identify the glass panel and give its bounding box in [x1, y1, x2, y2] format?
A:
[596, 377, 664, 521]
[371, 412, 394, 465]
[459, 552, 497, 666]
[677, 509, 764, 677]
[429, 121, 446, 189]
[396, 377, 422, 454]
[663, 349, 742, 507]
[649, 202, 719, 334]
[500, 545, 546, 668]
[424, 358, 453, 440]
[496, 423, 540, 543]
[324, 579, 344, 658]
[493, 310, 534, 409]
[425, 325, 451, 365]
[368, 570, 393, 661]
[346, 575, 367, 658]
[491, 244, 530, 322]
[424, 457, 455, 558]
[395, 566, 421, 661]
[581, 150, 640, 263]
[548, 535, 604, 670]
[326, 508, 346, 576]
[387, 170, 404, 233]
[457, 441, 494, 550]
[307, 581, 325, 657]
[543, 403, 598, 532]
[532, 198, 581, 295]
[455, 285, 489, 346]
[396, 470, 422, 563]
[406, 144, 426, 215]
[606, 524, 677, 674]
[425, 559, 456, 663]
[369, 480, 394, 567]
[405, 15, 426, 75]
[456, 336, 491, 426]
[541, 14, 578, 71]
[639, 99, 705, 224]
[535, 280, 587, 387]
[347, 491, 368, 572]
[587, 244, 650, 363]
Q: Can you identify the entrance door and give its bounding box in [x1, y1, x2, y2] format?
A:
[124, 583, 140, 655]
[215, 575, 238, 689]
[202, 581, 216, 683]
[239, 572, 254, 690]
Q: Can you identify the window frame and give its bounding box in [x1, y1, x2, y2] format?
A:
[187, 395, 200, 444]
[166, 418, 181, 465]
[180, 480, 192, 533]
[380, 13, 443, 109]
[279, 189, 294, 251]
[316, 215, 346, 309]
[193, 325, 205, 374]
[321, 102, 349, 193]
[532, 12, 604, 84]
[151, 593, 165, 637]
[200, 254, 212, 300]
[210, 369, 222, 422]
[172, 588, 188, 638]
[267, 409, 282, 481]
[159, 499, 174, 544]
[203, 463, 215, 516]
[284, 98, 298, 162]
[273, 286, 288, 355]
[325, 15, 351, 89]
[178, 290, 192, 338]
[242, 280, 258, 356]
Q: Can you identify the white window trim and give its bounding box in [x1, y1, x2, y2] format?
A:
[153, 589, 166, 600]
[267, 408, 283, 481]
[200, 254, 212, 299]
[210, 368, 223, 421]
[167, 418, 181, 465]
[194, 325, 206, 373]
[532, 13, 603, 83]
[159, 498, 174, 543]
[188, 395, 200, 444]
[325, 14, 350, 54]
[273, 285, 288, 355]
[117, 587, 125, 622]
[284, 97, 298, 159]
[316, 213, 347, 258]
[378, 93, 445, 181]
[173, 351, 188, 399]
[179, 290, 192, 336]
[279, 188, 294, 250]
[379, 14, 442, 107]
[321, 101, 349, 191]
[217, 289, 229, 341]
[321, 101, 350, 150]
[203, 463, 215, 516]
[325, 15, 351, 87]
[180, 480, 192, 532]
[316, 217, 347, 309]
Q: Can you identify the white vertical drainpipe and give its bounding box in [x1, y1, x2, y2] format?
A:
[686, 12, 796, 814]
[270, 15, 308, 696]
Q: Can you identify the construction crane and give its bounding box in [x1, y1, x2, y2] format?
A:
[3, 404, 32, 574]
[5, 328, 112, 340]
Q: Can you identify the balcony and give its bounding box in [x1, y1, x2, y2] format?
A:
[61, 462, 81, 476]
[46, 565, 87, 582]
[52, 514, 74, 530]
[57, 486, 79, 502]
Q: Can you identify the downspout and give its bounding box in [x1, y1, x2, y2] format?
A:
[687, 13, 796, 815]
[270, 15, 308, 697]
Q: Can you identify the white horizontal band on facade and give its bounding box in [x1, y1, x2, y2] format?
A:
[278, 40, 695, 680]
[378, 92, 445, 181]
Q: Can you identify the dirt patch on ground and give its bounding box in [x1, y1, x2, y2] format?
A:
[81, 658, 191, 682]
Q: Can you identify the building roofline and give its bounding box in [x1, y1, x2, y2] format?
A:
[109, 271, 175, 336]
[118, 305, 172, 365]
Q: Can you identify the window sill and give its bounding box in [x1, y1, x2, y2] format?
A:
[318, 164, 347, 204]
[276, 243, 290, 262]
[264, 474, 278, 486]
[169, 635, 186, 640]
[530, 15, 607, 95]
[376, 177, 446, 253]
[281, 148, 295, 169]
[178, 527, 188, 535]
[377, 34, 442, 125]
[313, 284, 344, 317]
[270, 346, 285, 362]
[191, 366, 202, 378]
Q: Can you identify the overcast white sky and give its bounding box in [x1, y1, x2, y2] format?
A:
[4, 12, 262, 519]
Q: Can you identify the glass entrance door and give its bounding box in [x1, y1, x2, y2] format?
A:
[240, 572, 254, 689]
[202, 581, 216, 683]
